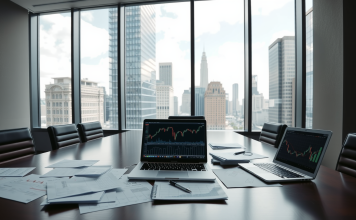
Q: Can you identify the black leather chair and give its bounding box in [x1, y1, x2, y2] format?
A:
[0, 128, 36, 164]
[77, 121, 104, 142]
[47, 124, 81, 150]
[336, 133, 356, 178]
[259, 122, 287, 148]
[168, 116, 205, 120]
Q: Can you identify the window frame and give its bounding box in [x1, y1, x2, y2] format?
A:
[29, 0, 307, 133]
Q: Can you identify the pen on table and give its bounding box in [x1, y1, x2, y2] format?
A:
[169, 180, 191, 193]
[234, 151, 245, 155]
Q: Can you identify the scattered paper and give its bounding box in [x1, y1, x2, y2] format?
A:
[0, 174, 63, 203]
[41, 191, 105, 205]
[75, 166, 111, 176]
[0, 168, 35, 177]
[99, 190, 116, 203]
[110, 169, 128, 179]
[79, 175, 152, 214]
[213, 168, 282, 188]
[46, 160, 99, 168]
[209, 143, 245, 150]
[40, 167, 86, 177]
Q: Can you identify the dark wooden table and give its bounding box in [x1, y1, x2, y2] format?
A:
[1, 131, 355, 220]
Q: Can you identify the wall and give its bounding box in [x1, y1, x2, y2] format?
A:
[313, 0, 356, 169]
[0, 0, 30, 130]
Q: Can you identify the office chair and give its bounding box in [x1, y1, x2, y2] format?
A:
[259, 122, 287, 148]
[0, 128, 36, 164]
[336, 133, 356, 178]
[168, 116, 205, 120]
[47, 124, 81, 150]
[77, 121, 104, 142]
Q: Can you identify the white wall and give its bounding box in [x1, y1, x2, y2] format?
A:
[0, 0, 30, 130]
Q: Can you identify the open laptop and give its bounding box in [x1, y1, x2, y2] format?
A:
[239, 127, 332, 183]
[128, 119, 216, 181]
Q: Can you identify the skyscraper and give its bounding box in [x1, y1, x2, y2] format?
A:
[174, 96, 178, 116]
[225, 93, 229, 115]
[200, 50, 209, 89]
[125, 6, 156, 129]
[156, 80, 174, 119]
[268, 36, 295, 126]
[109, 8, 118, 129]
[195, 86, 205, 116]
[159, 62, 172, 86]
[306, 7, 313, 128]
[232, 83, 239, 115]
[205, 82, 226, 130]
[181, 90, 191, 114]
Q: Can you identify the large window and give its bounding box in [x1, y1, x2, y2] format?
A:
[251, 0, 295, 130]
[80, 8, 118, 129]
[195, 0, 244, 130]
[124, 3, 191, 129]
[39, 13, 71, 128]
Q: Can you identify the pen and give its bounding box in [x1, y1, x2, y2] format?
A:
[234, 151, 244, 155]
[169, 181, 191, 193]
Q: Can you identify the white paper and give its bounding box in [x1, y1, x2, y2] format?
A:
[0, 174, 62, 203]
[79, 175, 152, 214]
[75, 166, 111, 176]
[40, 167, 86, 177]
[99, 190, 116, 203]
[47, 171, 121, 200]
[152, 181, 228, 201]
[210, 152, 267, 162]
[110, 169, 128, 179]
[46, 160, 99, 168]
[209, 143, 245, 149]
[0, 176, 21, 184]
[41, 191, 105, 205]
[0, 168, 35, 177]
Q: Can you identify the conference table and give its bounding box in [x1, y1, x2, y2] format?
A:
[1, 131, 356, 220]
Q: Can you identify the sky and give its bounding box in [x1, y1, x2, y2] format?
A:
[39, 0, 312, 109]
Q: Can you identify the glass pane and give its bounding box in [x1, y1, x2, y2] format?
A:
[251, 0, 295, 130]
[80, 8, 117, 129]
[125, 3, 191, 129]
[40, 13, 71, 128]
[195, 0, 244, 130]
[306, 1, 313, 128]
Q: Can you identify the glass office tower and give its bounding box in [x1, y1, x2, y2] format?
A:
[125, 6, 156, 129]
[109, 8, 118, 129]
[306, 7, 313, 128]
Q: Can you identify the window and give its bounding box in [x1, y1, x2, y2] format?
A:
[306, 0, 313, 128]
[195, 0, 244, 130]
[251, 0, 295, 130]
[40, 12, 71, 127]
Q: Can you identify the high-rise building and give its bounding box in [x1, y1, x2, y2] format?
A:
[174, 96, 178, 116]
[268, 36, 295, 126]
[200, 50, 209, 89]
[232, 83, 239, 115]
[181, 90, 191, 114]
[156, 80, 174, 119]
[225, 93, 229, 115]
[306, 7, 313, 128]
[109, 8, 118, 129]
[205, 82, 226, 130]
[125, 6, 156, 129]
[45, 77, 104, 126]
[195, 86, 205, 116]
[251, 75, 268, 127]
[159, 62, 172, 86]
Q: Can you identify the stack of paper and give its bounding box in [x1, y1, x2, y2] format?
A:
[210, 151, 267, 165]
[209, 143, 245, 150]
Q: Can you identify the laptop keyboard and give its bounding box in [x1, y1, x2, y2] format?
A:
[140, 163, 206, 171]
[254, 163, 303, 178]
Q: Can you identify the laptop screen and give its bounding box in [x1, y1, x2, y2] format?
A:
[142, 120, 206, 161]
[275, 130, 329, 174]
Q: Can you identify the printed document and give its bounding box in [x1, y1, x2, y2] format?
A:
[46, 160, 99, 168]
[0, 167, 35, 177]
[75, 166, 111, 176]
[40, 167, 86, 177]
[151, 181, 228, 201]
[41, 191, 105, 205]
[0, 174, 62, 203]
[79, 175, 152, 214]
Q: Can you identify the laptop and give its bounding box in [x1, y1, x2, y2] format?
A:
[128, 119, 216, 181]
[239, 127, 332, 183]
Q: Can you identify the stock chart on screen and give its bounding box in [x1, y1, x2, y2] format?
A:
[275, 130, 328, 173]
[142, 122, 206, 159]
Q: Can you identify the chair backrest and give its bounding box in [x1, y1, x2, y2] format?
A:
[168, 116, 205, 120]
[336, 133, 356, 178]
[259, 122, 287, 148]
[77, 121, 104, 142]
[47, 124, 81, 150]
[0, 128, 36, 164]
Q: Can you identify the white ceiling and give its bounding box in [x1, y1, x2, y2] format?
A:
[10, 0, 166, 13]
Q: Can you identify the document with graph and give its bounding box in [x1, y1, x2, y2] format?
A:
[151, 181, 228, 201]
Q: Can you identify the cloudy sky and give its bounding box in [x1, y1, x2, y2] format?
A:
[39, 0, 312, 109]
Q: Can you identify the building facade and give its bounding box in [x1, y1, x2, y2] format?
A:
[109, 8, 118, 129]
[156, 80, 174, 119]
[204, 82, 226, 130]
[306, 7, 313, 128]
[125, 6, 157, 129]
[268, 36, 295, 127]
[174, 96, 178, 116]
[200, 50, 209, 89]
[232, 83, 239, 116]
[159, 62, 172, 86]
[45, 77, 104, 126]
[181, 89, 191, 114]
[195, 86, 205, 116]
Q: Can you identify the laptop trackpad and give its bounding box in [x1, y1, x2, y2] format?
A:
[157, 171, 189, 178]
